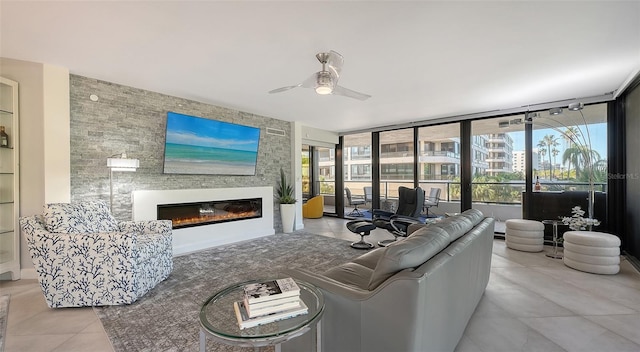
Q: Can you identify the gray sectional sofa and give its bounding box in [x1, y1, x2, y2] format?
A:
[285, 209, 494, 352]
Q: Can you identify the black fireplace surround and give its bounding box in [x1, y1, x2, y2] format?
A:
[157, 198, 262, 229]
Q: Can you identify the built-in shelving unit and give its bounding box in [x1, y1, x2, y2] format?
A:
[0, 76, 20, 280]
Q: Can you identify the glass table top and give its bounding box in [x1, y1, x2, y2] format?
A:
[199, 278, 324, 347]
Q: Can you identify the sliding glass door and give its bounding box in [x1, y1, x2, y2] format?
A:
[528, 103, 608, 232]
[302, 145, 311, 200]
[417, 123, 461, 217]
[471, 116, 526, 224]
[379, 128, 414, 211]
[316, 146, 336, 215]
[302, 144, 337, 215]
[343, 132, 372, 217]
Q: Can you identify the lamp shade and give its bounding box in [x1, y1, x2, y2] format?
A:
[107, 158, 139, 171]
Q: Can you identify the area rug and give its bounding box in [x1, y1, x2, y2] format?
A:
[95, 231, 362, 351]
[0, 294, 9, 352]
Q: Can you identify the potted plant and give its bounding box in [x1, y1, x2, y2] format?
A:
[276, 168, 296, 232]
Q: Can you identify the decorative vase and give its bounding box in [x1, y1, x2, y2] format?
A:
[280, 203, 296, 233]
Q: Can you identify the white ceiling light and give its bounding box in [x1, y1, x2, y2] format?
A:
[568, 102, 584, 111]
[549, 107, 563, 115]
[315, 85, 333, 95]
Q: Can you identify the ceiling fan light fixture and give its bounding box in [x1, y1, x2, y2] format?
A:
[315, 85, 333, 95]
[268, 50, 370, 100]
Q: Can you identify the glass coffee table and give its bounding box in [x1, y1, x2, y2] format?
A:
[199, 278, 324, 352]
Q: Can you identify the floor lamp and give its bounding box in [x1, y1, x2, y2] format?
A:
[107, 156, 139, 212]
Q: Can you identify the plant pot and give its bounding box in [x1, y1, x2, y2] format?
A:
[280, 203, 296, 233]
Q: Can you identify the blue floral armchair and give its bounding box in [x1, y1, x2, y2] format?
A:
[19, 201, 173, 308]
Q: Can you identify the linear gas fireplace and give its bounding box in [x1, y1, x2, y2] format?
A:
[157, 198, 262, 229]
[133, 187, 275, 255]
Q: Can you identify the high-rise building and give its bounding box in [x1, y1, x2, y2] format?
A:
[485, 133, 514, 176]
[512, 149, 540, 173]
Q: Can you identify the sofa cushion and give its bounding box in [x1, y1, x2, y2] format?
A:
[352, 247, 386, 270]
[429, 216, 474, 242]
[457, 209, 484, 226]
[368, 226, 450, 290]
[324, 262, 375, 290]
[43, 201, 120, 234]
[407, 222, 433, 235]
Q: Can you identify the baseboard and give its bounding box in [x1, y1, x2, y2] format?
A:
[624, 252, 640, 272]
[20, 268, 38, 280]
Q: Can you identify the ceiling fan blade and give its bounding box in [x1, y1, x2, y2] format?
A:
[268, 85, 299, 94]
[300, 72, 319, 89]
[269, 73, 318, 94]
[327, 50, 344, 80]
[332, 85, 371, 101]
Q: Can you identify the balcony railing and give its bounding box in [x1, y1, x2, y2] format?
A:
[317, 180, 606, 204]
[380, 151, 413, 158]
[420, 151, 459, 158]
[312, 178, 606, 218]
[350, 154, 372, 160]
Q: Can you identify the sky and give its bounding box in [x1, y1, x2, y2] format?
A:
[511, 123, 608, 158]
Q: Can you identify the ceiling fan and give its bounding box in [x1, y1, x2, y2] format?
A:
[268, 50, 371, 101]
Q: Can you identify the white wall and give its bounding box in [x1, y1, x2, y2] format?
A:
[0, 57, 71, 275]
[43, 65, 71, 202]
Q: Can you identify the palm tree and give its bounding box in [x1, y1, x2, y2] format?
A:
[562, 126, 580, 179]
[562, 147, 581, 179]
[542, 134, 559, 180]
[563, 145, 601, 180]
[592, 159, 608, 184]
[537, 140, 547, 178]
[552, 148, 560, 179]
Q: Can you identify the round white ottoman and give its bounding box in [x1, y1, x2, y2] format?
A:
[563, 231, 620, 274]
[505, 219, 544, 252]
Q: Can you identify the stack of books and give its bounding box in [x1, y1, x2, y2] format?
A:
[233, 277, 308, 329]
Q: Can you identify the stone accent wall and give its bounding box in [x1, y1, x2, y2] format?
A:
[69, 75, 292, 231]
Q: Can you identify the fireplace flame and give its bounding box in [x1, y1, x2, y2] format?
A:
[171, 210, 259, 228]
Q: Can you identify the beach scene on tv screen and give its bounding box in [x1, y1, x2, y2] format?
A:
[163, 112, 260, 175]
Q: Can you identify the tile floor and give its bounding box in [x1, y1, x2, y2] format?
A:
[2, 216, 639, 352]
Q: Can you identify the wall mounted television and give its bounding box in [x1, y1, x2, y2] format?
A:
[163, 112, 260, 175]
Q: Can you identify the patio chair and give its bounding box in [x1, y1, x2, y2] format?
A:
[345, 187, 366, 217]
[364, 186, 373, 209]
[423, 188, 441, 217]
[374, 186, 426, 246]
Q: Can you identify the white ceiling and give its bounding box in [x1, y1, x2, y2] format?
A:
[1, 1, 639, 133]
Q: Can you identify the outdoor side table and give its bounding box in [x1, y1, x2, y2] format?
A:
[199, 278, 324, 352]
